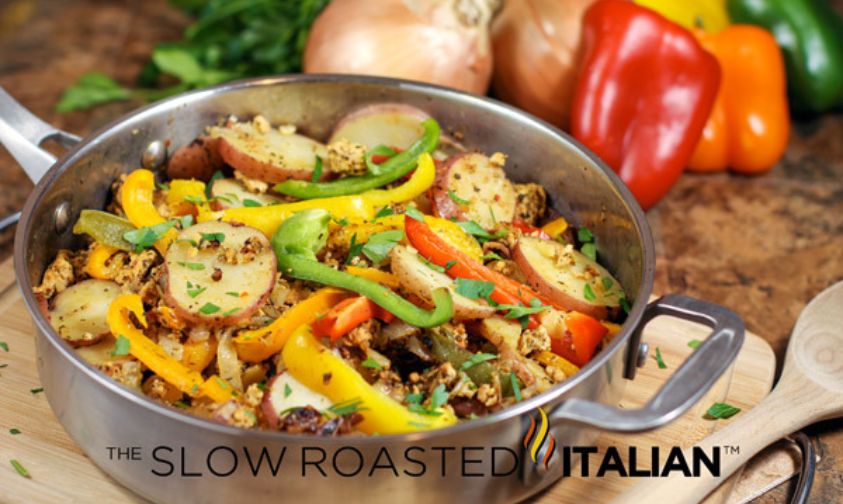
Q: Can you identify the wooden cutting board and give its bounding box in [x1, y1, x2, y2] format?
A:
[0, 258, 790, 504]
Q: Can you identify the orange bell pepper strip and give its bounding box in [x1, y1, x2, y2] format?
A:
[233, 288, 350, 363]
[312, 296, 396, 342]
[84, 243, 118, 280]
[182, 336, 218, 372]
[549, 311, 608, 367]
[106, 294, 235, 403]
[687, 25, 790, 174]
[121, 169, 177, 253]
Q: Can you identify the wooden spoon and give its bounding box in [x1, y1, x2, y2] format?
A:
[614, 281, 843, 504]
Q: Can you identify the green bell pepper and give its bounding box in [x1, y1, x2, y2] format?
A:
[273, 119, 440, 199]
[272, 209, 454, 328]
[728, 0, 843, 113]
[72, 209, 136, 251]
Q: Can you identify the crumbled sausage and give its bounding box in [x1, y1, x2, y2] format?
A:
[35, 250, 76, 299]
[99, 361, 143, 390]
[234, 169, 269, 194]
[113, 250, 160, 291]
[476, 383, 500, 407]
[518, 325, 551, 356]
[326, 138, 367, 176]
[513, 183, 547, 225]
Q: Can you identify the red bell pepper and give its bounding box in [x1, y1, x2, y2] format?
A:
[571, 0, 721, 210]
[312, 296, 395, 342]
[550, 311, 608, 367]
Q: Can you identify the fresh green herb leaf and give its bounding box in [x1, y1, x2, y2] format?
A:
[510, 372, 522, 401]
[455, 278, 495, 300]
[481, 252, 504, 262]
[283, 383, 293, 398]
[0, 364, 7, 369]
[179, 214, 194, 230]
[225, 291, 240, 298]
[430, 383, 449, 410]
[200, 232, 225, 243]
[186, 282, 206, 299]
[30, 388, 44, 395]
[458, 220, 490, 239]
[489, 205, 498, 224]
[448, 190, 470, 205]
[173, 400, 190, 409]
[705, 402, 741, 420]
[123, 220, 177, 252]
[374, 206, 394, 221]
[418, 254, 445, 273]
[583, 283, 597, 302]
[346, 233, 364, 265]
[0, 341, 7, 352]
[191, 383, 199, 395]
[311, 156, 323, 183]
[334, 217, 349, 226]
[207, 170, 224, 198]
[581, 242, 597, 261]
[688, 339, 702, 349]
[199, 303, 221, 315]
[362, 230, 403, 265]
[10, 459, 29, 478]
[56, 72, 132, 113]
[176, 238, 198, 247]
[361, 357, 383, 370]
[9, 428, 21, 435]
[620, 297, 632, 314]
[222, 307, 240, 316]
[498, 302, 550, 320]
[444, 260, 457, 271]
[327, 398, 367, 417]
[242, 198, 262, 208]
[178, 261, 205, 271]
[111, 335, 131, 357]
[654, 347, 667, 369]
[156, 182, 170, 191]
[461, 353, 497, 371]
[601, 277, 614, 290]
[184, 194, 205, 205]
[405, 392, 423, 405]
[404, 206, 425, 222]
[577, 227, 594, 243]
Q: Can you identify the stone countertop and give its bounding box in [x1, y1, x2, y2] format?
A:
[0, 1, 841, 502]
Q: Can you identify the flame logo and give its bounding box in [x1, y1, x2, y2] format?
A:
[523, 407, 556, 468]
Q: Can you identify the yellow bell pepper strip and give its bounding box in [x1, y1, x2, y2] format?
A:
[283, 324, 457, 434]
[359, 152, 436, 208]
[182, 337, 218, 372]
[345, 266, 401, 288]
[273, 209, 454, 328]
[534, 351, 580, 379]
[165, 179, 207, 216]
[234, 288, 350, 363]
[635, 0, 730, 32]
[84, 244, 118, 280]
[541, 217, 569, 240]
[121, 169, 177, 253]
[106, 294, 235, 403]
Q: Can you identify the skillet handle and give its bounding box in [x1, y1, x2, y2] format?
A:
[550, 294, 745, 432]
[0, 86, 80, 184]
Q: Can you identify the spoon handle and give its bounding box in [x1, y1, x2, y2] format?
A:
[612, 374, 826, 504]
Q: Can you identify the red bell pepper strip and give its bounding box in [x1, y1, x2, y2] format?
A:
[571, 0, 721, 210]
[511, 220, 551, 240]
[550, 311, 608, 367]
[312, 296, 395, 342]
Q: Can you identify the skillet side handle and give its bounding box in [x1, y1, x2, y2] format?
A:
[0, 86, 80, 184]
[551, 294, 745, 432]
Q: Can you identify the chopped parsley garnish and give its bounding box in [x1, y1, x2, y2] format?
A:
[480, 252, 504, 262]
[373, 206, 394, 221]
[0, 364, 7, 369]
[186, 281, 206, 299]
[418, 254, 445, 273]
[405, 392, 423, 404]
[577, 226, 594, 243]
[184, 194, 205, 205]
[583, 283, 597, 302]
[705, 402, 741, 420]
[123, 220, 177, 252]
[207, 170, 223, 197]
[10, 459, 29, 478]
[654, 347, 667, 369]
[688, 339, 702, 349]
[222, 307, 240, 316]
[581, 242, 597, 261]
[242, 198, 262, 207]
[334, 217, 349, 226]
[509, 372, 522, 401]
[178, 261, 205, 271]
[283, 383, 293, 398]
[346, 233, 364, 265]
[444, 260, 457, 271]
[498, 299, 550, 328]
[361, 230, 403, 265]
[225, 291, 240, 298]
[601, 277, 614, 290]
[461, 353, 497, 371]
[30, 387, 44, 395]
[111, 335, 131, 357]
[361, 357, 383, 370]
[156, 182, 170, 191]
[457, 220, 507, 243]
[173, 400, 190, 409]
[200, 232, 225, 243]
[455, 278, 495, 300]
[404, 205, 425, 222]
[0, 341, 7, 352]
[211, 194, 237, 205]
[448, 190, 470, 205]
[407, 384, 448, 416]
[176, 238, 198, 247]
[311, 156, 324, 183]
[619, 296, 632, 314]
[199, 303, 221, 315]
[179, 214, 194, 230]
[327, 397, 366, 417]
[9, 428, 21, 435]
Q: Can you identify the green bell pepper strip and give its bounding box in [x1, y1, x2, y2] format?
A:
[273, 119, 440, 199]
[72, 209, 136, 251]
[428, 329, 514, 396]
[272, 209, 454, 328]
[728, 0, 843, 113]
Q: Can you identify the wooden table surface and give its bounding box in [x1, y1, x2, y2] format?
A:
[0, 1, 841, 502]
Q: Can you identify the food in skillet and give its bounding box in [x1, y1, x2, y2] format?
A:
[35, 106, 628, 435]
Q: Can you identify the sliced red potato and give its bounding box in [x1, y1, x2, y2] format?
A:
[167, 136, 224, 182]
[48, 279, 121, 347]
[210, 121, 328, 184]
[389, 245, 495, 320]
[513, 236, 624, 319]
[430, 153, 518, 229]
[330, 104, 430, 150]
[164, 221, 276, 327]
[209, 178, 281, 210]
[261, 372, 333, 429]
[76, 335, 133, 366]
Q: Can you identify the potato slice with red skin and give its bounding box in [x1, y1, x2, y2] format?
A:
[430, 153, 518, 229]
[330, 104, 430, 150]
[164, 221, 276, 327]
[261, 372, 333, 430]
[167, 136, 224, 182]
[49, 279, 121, 347]
[76, 335, 134, 366]
[513, 236, 624, 319]
[390, 245, 496, 320]
[210, 121, 328, 184]
[209, 178, 281, 210]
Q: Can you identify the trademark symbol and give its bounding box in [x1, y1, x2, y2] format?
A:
[722, 445, 740, 455]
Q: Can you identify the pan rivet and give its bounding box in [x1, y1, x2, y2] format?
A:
[636, 342, 649, 368]
[54, 202, 70, 233]
[142, 140, 167, 169]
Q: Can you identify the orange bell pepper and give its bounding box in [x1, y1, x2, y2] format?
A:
[688, 25, 790, 174]
[312, 296, 395, 342]
[550, 311, 608, 367]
